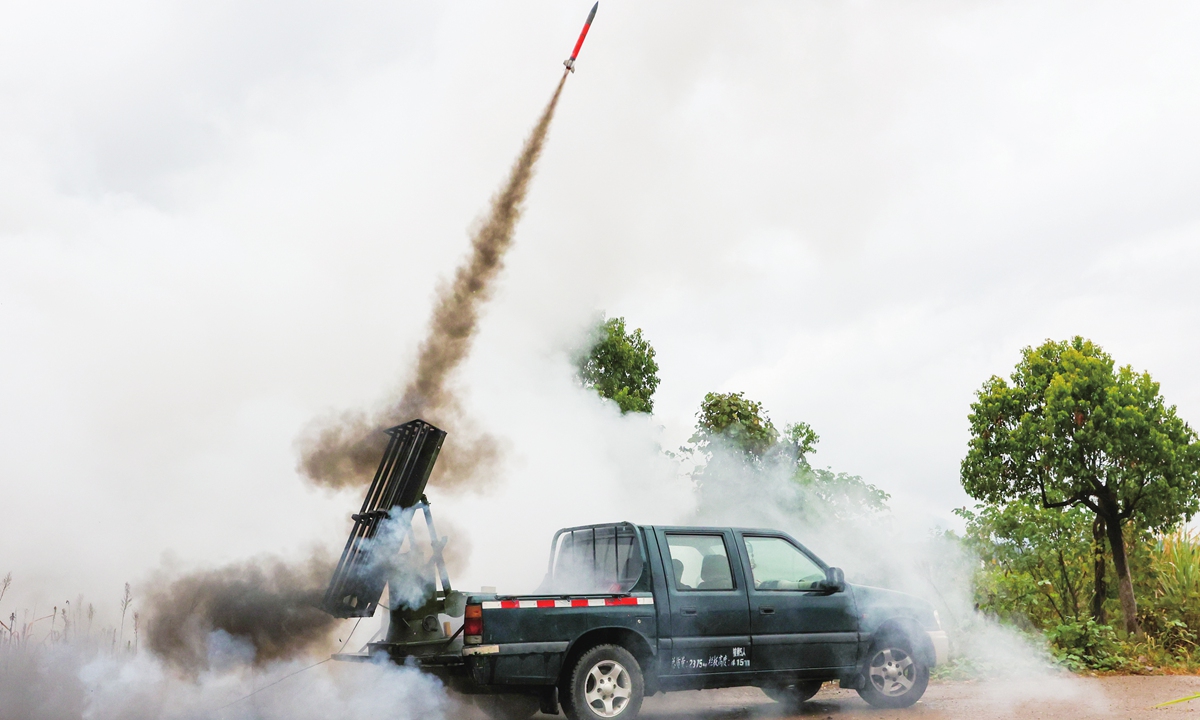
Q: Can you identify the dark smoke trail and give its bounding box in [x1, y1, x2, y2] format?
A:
[144, 553, 337, 673]
[299, 71, 571, 491]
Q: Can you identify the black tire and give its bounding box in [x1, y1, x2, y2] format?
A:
[762, 680, 823, 707]
[855, 633, 929, 709]
[562, 644, 645, 720]
[473, 694, 540, 720]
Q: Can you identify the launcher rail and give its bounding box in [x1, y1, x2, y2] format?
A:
[323, 419, 447, 618]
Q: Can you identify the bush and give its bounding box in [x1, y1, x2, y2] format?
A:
[1045, 620, 1131, 672]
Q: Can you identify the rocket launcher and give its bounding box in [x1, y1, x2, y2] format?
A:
[323, 419, 449, 618]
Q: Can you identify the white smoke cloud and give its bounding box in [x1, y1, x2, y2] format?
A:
[0, 642, 448, 720]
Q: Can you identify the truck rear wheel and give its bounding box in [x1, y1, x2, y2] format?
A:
[855, 633, 929, 709]
[563, 644, 645, 720]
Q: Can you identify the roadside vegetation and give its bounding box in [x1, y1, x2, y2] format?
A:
[958, 504, 1200, 672]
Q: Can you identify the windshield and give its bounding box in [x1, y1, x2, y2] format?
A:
[539, 523, 645, 595]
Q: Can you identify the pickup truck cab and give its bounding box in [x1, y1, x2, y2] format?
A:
[457, 522, 948, 720]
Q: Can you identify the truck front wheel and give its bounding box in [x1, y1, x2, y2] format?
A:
[855, 633, 929, 709]
[563, 644, 645, 720]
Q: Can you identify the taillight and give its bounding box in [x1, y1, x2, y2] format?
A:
[464, 604, 483, 644]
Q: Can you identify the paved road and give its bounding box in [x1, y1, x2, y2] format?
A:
[632, 676, 1200, 719]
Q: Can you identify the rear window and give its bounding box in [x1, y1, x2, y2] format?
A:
[541, 523, 645, 594]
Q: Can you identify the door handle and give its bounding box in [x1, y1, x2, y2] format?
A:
[680, 607, 698, 616]
[760, 606, 775, 615]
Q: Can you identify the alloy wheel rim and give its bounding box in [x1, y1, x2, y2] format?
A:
[868, 647, 915, 697]
[583, 659, 631, 717]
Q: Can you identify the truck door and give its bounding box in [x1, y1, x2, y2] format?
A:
[656, 530, 752, 676]
[737, 533, 858, 672]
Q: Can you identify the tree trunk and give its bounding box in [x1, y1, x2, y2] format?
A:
[1091, 516, 1107, 625]
[1103, 516, 1141, 635]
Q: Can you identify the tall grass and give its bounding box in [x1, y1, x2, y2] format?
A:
[1150, 528, 1200, 631]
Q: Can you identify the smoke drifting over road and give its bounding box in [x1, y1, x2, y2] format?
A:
[300, 71, 572, 492]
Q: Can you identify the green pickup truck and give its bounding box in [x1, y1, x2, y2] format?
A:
[454, 521, 947, 719]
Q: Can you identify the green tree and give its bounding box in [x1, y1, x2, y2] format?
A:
[961, 337, 1200, 635]
[576, 316, 660, 414]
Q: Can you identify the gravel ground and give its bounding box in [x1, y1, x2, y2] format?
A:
[631, 676, 1200, 720]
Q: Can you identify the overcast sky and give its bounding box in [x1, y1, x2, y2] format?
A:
[3, 1, 1200, 615]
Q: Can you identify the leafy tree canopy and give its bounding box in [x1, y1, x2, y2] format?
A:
[576, 316, 660, 414]
[797, 466, 891, 521]
[690, 391, 780, 460]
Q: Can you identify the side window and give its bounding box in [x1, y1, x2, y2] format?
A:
[743, 536, 826, 590]
[665, 534, 734, 591]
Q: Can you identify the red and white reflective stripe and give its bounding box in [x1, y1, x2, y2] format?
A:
[480, 597, 653, 610]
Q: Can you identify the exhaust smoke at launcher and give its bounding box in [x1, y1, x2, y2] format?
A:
[299, 70, 573, 492]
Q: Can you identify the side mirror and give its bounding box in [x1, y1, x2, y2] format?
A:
[821, 567, 845, 593]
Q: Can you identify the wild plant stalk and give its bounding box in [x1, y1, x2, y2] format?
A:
[133, 611, 140, 655]
[17, 608, 56, 649]
[119, 582, 132, 651]
[0, 574, 12, 641]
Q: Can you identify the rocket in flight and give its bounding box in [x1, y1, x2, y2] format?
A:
[563, 2, 599, 73]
